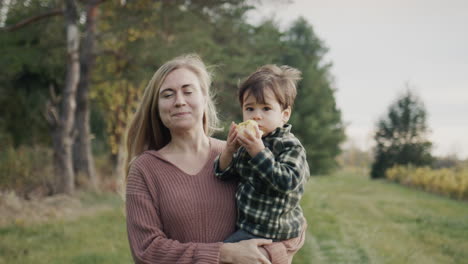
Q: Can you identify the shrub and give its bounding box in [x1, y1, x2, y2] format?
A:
[386, 165, 468, 200]
[0, 145, 54, 198]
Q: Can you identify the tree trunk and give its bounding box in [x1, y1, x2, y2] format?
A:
[53, 0, 80, 194]
[73, 1, 98, 190]
[114, 138, 126, 194]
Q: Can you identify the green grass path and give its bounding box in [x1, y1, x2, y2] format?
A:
[1, 170, 467, 263]
[294, 170, 468, 264]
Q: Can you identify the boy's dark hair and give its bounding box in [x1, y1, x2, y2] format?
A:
[238, 64, 302, 110]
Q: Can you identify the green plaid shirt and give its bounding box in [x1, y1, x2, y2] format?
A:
[215, 124, 309, 240]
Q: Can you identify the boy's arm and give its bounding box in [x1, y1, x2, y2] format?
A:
[214, 150, 239, 181]
[214, 122, 241, 181]
[218, 147, 235, 171]
[249, 144, 309, 193]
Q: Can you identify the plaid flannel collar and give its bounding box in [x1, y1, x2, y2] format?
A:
[263, 124, 292, 140]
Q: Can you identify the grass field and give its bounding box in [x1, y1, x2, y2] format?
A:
[294, 169, 468, 264]
[1, 170, 467, 264]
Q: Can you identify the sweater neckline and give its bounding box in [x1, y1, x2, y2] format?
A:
[146, 137, 215, 177]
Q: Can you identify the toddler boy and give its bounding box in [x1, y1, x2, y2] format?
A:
[215, 64, 310, 242]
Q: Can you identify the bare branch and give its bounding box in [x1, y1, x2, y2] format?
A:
[45, 101, 59, 127]
[44, 84, 61, 127]
[49, 83, 61, 104]
[2, 8, 63, 32]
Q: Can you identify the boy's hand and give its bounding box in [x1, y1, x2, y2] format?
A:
[218, 122, 240, 171]
[225, 122, 241, 154]
[237, 124, 264, 158]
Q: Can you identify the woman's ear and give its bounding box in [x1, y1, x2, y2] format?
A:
[282, 107, 291, 123]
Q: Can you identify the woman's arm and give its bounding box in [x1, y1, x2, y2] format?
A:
[262, 220, 307, 264]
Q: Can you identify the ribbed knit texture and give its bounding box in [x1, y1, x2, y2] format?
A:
[126, 137, 305, 264]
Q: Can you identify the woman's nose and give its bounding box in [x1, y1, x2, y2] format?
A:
[174, 92, 186, 107]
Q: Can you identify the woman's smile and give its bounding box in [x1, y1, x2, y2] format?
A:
[172, 111, 191, 117]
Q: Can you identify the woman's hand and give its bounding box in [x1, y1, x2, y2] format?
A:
[219, 239, 272, 264]
[237, 124, 264, 158]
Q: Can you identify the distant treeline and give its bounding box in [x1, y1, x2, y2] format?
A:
[0, 0, 344, 194]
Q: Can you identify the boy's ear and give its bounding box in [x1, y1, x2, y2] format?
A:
[282, 107, 291, 123]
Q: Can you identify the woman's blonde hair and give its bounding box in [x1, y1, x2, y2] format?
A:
[124, 54, 219, 179]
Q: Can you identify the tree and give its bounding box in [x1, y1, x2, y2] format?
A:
[2, 0, 109, 193]
[371, 88, 433, 179]
[48, 0, 81, 194]
[1, 0, 79, 194]
[283, 17, 345, 174]
[73, 0, 102, 190]
[92, 0, 254, 178]
[0, 0, 65, 147]
[2, 1, 345, 193]
[210, 18, 285, 126]
[3, 0, 82, 194]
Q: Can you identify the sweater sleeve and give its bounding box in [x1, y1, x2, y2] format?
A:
[263, 219, 307, 264]
[126, 164, 222, 264]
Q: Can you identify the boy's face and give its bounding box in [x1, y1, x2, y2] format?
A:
[242, 87, 291, 135]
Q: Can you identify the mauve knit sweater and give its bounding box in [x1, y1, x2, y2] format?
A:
[126, 137, 305, 264]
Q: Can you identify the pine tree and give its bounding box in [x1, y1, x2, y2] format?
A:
[371, 89, 433, 179]
[283, 18, 345, 174]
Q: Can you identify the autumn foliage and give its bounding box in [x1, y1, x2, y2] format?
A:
[386, 165, 468, 200]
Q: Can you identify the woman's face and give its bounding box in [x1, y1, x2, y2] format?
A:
[158, 68, 206, 133]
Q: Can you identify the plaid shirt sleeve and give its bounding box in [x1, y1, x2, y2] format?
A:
[248, 145, 307, 194]
[214, 153, 239, 181]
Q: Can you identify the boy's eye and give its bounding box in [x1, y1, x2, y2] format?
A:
[245, 107, 254, 111]
[263, 107, 271, 111]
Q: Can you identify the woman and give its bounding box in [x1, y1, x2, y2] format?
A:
[125, 54, 305, 264]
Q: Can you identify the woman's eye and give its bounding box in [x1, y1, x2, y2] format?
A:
[184, 91, 193, 95]
[162, 93, 173, 98]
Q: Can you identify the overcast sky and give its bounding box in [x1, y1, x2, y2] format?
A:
[248, 0, 468, 158]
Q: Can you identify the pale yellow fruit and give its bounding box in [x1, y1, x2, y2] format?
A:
[236, 120, 263, 137]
